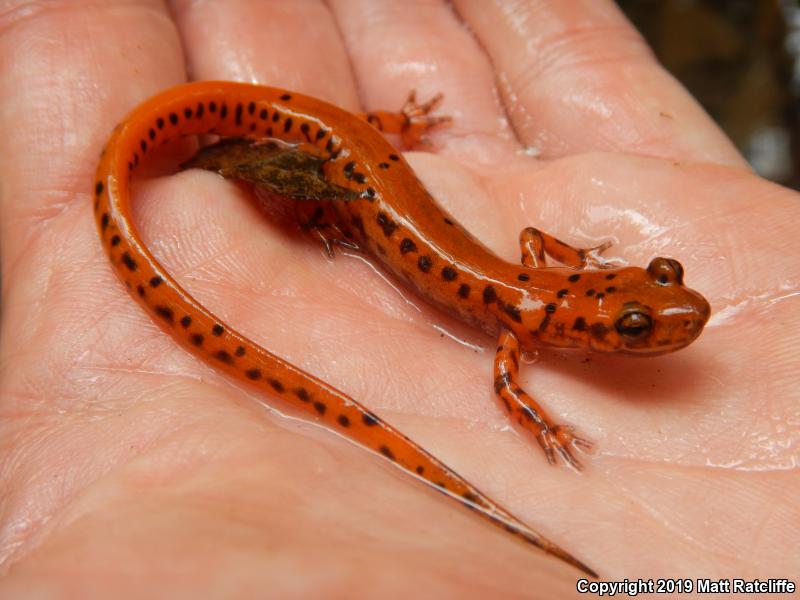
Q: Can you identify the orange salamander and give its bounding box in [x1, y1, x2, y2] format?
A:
[94, 81, 711, 578]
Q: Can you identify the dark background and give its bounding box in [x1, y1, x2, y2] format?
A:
[617, 0, 800, 190]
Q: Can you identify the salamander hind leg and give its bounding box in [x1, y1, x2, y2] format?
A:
[519, 227, 613, 269]
[494, 329, 592, 470]
[359, 90, 451, 148]
[295, 203, 359, 258]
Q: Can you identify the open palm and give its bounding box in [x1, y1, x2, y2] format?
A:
[1, 1, 797, 597]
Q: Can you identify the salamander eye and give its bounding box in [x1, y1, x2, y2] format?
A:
[648, 257, 684, 286]
[615, 308, 653, 341]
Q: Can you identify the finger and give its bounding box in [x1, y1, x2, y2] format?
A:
[328, 0, 521, 161]
[170, 0, 359, 109]
[454, 0, 747, 167]
[0, 0, 185, 269]
[0, 0, 186, 566]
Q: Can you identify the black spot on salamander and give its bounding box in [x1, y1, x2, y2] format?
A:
[378, 162, 390, 169]
[259, 108, 268, 120]
[212, 324, 224, 336]
[155, 305, 174, 323]
[110, 235, 121, 247]
[214, 350, 234, 364]
[248, 101, 255, 115]
[595, 292, 605, 300]
[364, 187, 376, 200]
[545, 303, 557, 314]
[362, 411, 379, 426]
[300, 122, 310, 139]
[415, 465, 425, 475]
[483, 285, 497, 304]
[441, 266, 458, 281]
[521, 406, 539, 422]
[235, 346, 246, 357]
[169, 112, 178, 125]
[590, 322, 609, 340]
[379, 446, 396, 461]
[337, 415, 351, 427]
[605, 286, 616, 293]
[326, 137, 335, 153]
[137, 285, 145, 298]
[400, 238, 417, 254]
[538, 314, 551, 332]
[458, 284, 470, 298]
[568, 273, 581, 282]
[557, 289, 568, 298]
[190, 333, 204, 346]
[502, 302, 522, 323]
[606, 273, 616, 280]
[353, 172, 367, 184]
[271, 111, 280, 122]
[245, 368, 261, 380]
[315, 127, 327, 140]
[267, 378, 285, 393]
[343, 161, 356, 179]
[463, 491, 480, 504]
[376, 212, 397, 237]
[572, 317, 587, 331]
[209, 101, 217, 113]
[284, 117, 293, 132]
[196, 102, 204, 118]
[586, 289, 595, 297]
[280, 93, 292, 101]
[494, 372, 512, 393]
[140, 140, 147, 153]
[149, 276, 163, 288]
[517, 273, 530, 282]
[101, 213, 109, 231]
[417, 255, 433, 272]
[235, 103, 243, 125]
[148, 128, 156, 141]
[121, 252, 137, 271]
[443, 217, 454, 226]
[294, 387, 310, 401]
[183, 107, 193, 119]
[220, 104, 228, 119]
[313, 401, 327, 415]
[156, 117, 165, 129]
[180, 315, 191, 328]
[389, 154, 399, 161]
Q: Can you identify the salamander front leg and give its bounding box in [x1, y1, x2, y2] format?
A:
[494, 329, 592, 470]
[519, 227, 613, 269]
[359, 90, 451, 148]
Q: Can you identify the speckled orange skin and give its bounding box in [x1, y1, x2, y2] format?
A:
[94, 81, 709, 578]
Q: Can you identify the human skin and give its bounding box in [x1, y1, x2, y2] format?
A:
[0, 0, 798, 597]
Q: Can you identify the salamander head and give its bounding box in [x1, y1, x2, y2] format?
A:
[538, 257, 710, 355]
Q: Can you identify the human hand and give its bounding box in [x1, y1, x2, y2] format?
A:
[1, 1, 797, 597]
